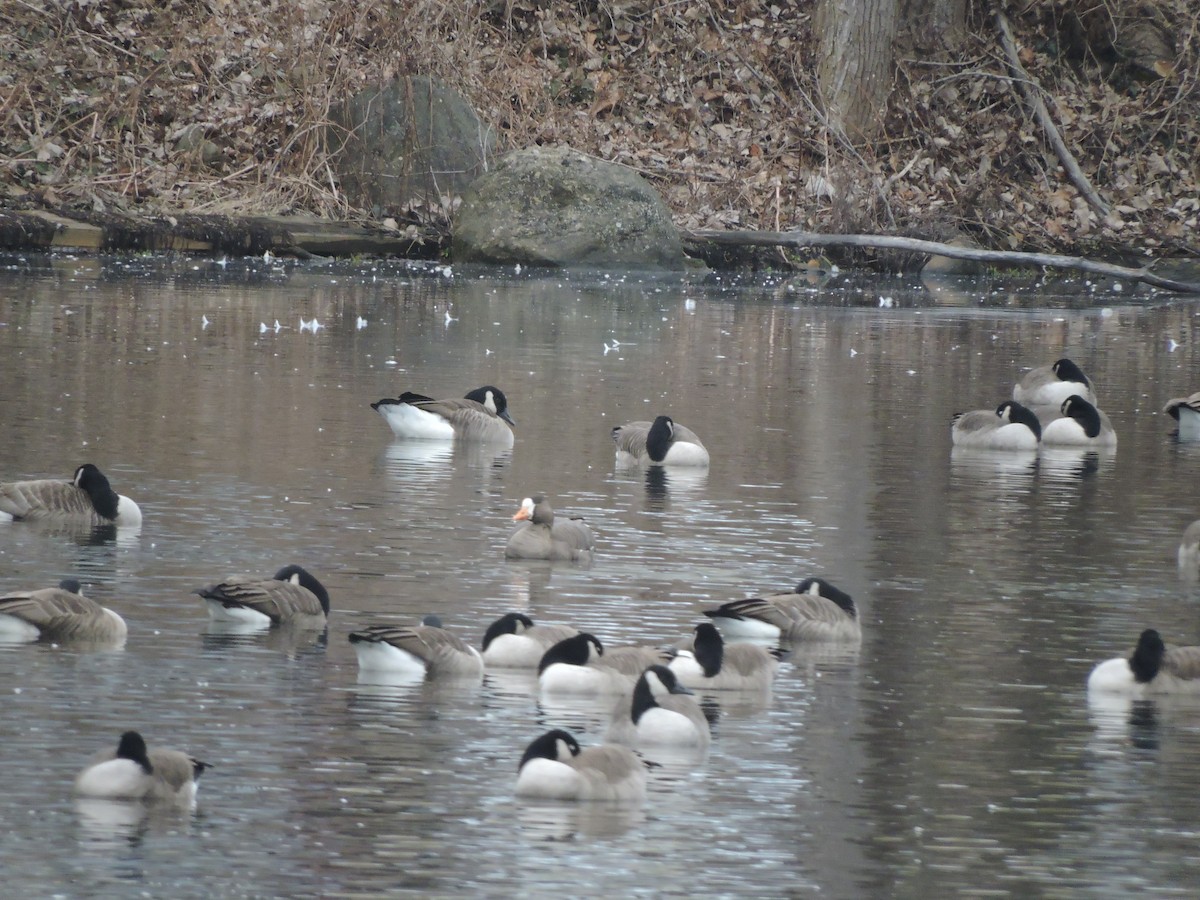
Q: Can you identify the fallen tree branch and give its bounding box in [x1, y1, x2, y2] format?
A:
[685, 228, 1200, 293]
[994, 9, 1111, 218]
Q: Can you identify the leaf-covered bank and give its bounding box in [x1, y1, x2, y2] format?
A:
[2, 0, 1196, 260]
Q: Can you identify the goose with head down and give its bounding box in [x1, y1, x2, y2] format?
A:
[506, 496, 595, 562]
[0, 578, 127, 645]
[515, 728, 647, 802]
[1013, 358, 1097, 408]
[1039, 395, 1117, 447]
[951, 400, 1041, 451]
[196, 565, 330, 628]
[349, 615, 484, 679]
[370, 386, 515, 446]
[1163, 392, 1200, 441]
[1088, 629, 1200, 696]
[703, 577, 861, 643]
[481, 612, 580, 668]
[75, 731, 210, 805]
[612, 415, 709, 467]
[538, 633, 670, 696]
[0, 464, 142, 528]
[669, 623, 781, 692]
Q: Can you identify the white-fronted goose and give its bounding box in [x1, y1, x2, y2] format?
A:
[505, 496, 595, 562]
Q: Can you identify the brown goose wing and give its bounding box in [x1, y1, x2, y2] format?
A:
[612, 422, 653, 458]
[356, 624, 482, 676]
[1162, 645, 1200, 681]
[198, 578, 322, 622]
[0, 479, 91, 520]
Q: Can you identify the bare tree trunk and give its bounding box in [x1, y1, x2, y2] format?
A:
[897, 0, 968, 51]
[816, 0, 899, 141]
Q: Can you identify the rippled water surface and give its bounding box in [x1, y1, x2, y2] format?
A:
[2, 254, 1200, 897]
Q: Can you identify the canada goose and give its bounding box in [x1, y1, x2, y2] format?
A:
[703, 577, 861, 643]
[0, 578, 127, 644]
[1163, 393, 1200, 441]
[1013, 358, 1097, 408]
[515, 729, 647, 802]
[1040, 395, 1117, 447]
[538, 633, 670, 695]
[506, 496, 595, 562]
[1087, 629, 1200, 696]
[370, 386, 516, 446]
[612, 416, 710, 467]
[0, 464, 142, 527]
[1179, 520, 1200, 572]
[196, 565, 330, 628]
[349, 615, 484, 679]
[606, 665, 711, 748]
[75, 731, 210, 804]
[669, 623, 780, 691]
[481, 612, 580, 667]
[950, 400, 1041, 450]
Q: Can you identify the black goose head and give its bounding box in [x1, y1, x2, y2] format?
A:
[482, 612, 534, 651]
[1061, 395, 1103, 438]
[519, 729, 581, 768]
[796, 577, 857, 618]
[115, 730, 153, 774]
[631, 665, 692, 724]
[58, 578, 83, 594]
[271, 565, 332, 615]
[691, 623, 725, 678]
[645, 415, 676, 463]
[1052, 358, 1090, 387]
[73, 464, 121, 521]
[466, 385, 515, 427]
[996, 400, 1043, 441]
[538, 632, 603, 674]
[1129, 629, 1166, 683]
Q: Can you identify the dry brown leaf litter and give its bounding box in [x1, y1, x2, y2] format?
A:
[1, 0, 1196, 259]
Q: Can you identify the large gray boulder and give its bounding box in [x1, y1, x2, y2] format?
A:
[330, 76, 494, 216]
[451, 146, 686, 269]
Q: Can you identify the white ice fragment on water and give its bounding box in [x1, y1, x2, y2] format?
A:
[1112, 282, 1123, 292]
[444, 310, 457, 325]
[300, 318, 322, 333]
[260, 322, 268, 333]
[879, 296, 895, 308]
[849, 348, 858, 357]
[201, 315, 210, 329]
[684, 298, 696, 311]
[1167, 338, 1180, 352]
[356, 316, 368, 330]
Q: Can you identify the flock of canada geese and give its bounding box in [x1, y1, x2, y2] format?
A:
[952, 358, 1200, 700]
[4, 363, 1200, 806]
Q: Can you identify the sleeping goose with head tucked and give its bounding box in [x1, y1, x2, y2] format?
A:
[371, 386, 516, 446]
[515, 728, 647, 802]
[1013, 358, 1096, 408]
[612, 415, 710, 467]
[75, 731, 210, 805]
[1088, 629, 1200, 696]
[0, 578, 127, 645]
[669, 623, 781, 692]
[196, 565, 330, 628]
[703, 577, 861, 644]
[481, 612, 580, 668]
[0, 464, 142, 528]
[951, 400, 1041, 451]
[349, 615, 484, 679]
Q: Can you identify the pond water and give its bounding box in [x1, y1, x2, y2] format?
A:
[1, 253, 1200, 897]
